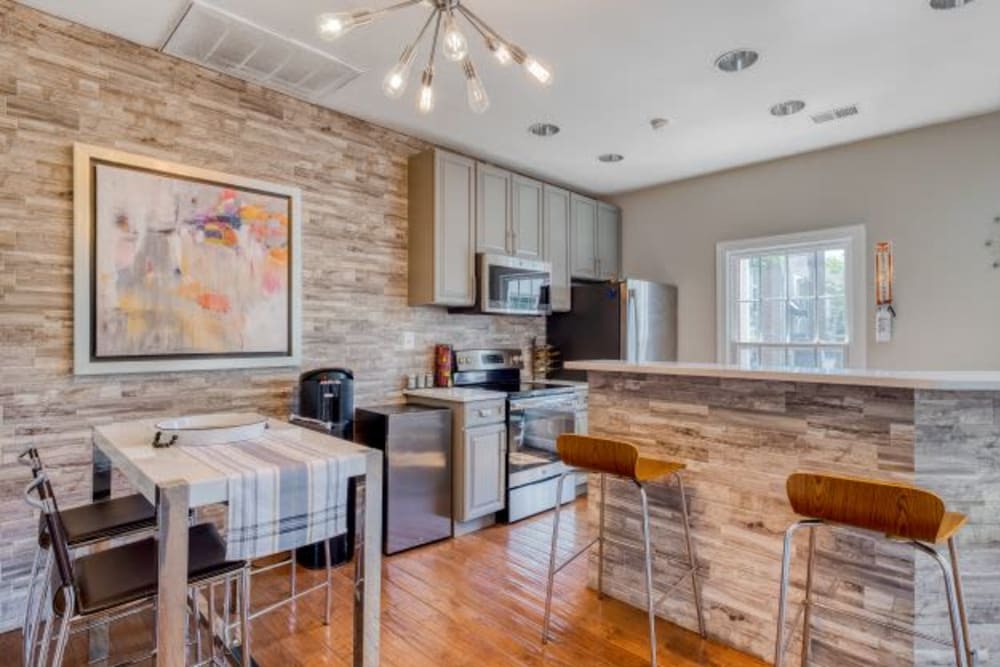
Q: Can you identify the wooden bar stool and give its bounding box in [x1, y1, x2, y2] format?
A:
[542, 434, 706, 667]
[775, 472, 974, 667]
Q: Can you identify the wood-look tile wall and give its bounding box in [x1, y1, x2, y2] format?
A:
[0, 1, 543, 629]
[587, 372, 998, 666]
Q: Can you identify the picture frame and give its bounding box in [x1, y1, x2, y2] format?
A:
[72, 143, 302, 375]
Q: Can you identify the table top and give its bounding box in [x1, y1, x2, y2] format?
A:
[93, 416, 374, 507]
[564, 360, 1000, 391]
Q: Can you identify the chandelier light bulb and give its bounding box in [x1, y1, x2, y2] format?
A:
[524, 56, 552, 86]
[487, 37, 512, 66]
[418, 67, 435, 114]
[441, 12, 469, 62]
[316, 10, 372, 41]
[463, 58, 490, 114]
[382, 46, 416, 99]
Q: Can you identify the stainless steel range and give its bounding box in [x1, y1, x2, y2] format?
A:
[452, 349, 586, 523]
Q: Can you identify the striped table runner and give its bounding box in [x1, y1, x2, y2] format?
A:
[182, 427, 362, 560]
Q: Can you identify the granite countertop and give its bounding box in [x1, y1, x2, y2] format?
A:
[564, 360, 1000, 391]
[404, 387, 507, 403]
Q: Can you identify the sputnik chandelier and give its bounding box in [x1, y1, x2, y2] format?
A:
[316, 0, 552, 114]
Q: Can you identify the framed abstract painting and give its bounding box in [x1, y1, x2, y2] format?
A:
[72, 143, 302, 375]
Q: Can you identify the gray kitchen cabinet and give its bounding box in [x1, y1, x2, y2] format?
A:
[570, 194, 598, 279]
[543, 185, 572, 312]
[408, 149, 476, 306]
[511, 175, 543, 260]
[476, 162, 512, 256]
[597, 202, 621, 280]
[460, 422, 507, 520]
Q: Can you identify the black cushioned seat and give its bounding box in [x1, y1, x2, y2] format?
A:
[54, 523, 244, 616]
[40, 494, 156, 549]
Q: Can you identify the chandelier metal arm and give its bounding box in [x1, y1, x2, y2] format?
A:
[426, 9, 443, 69]
[456, 4, 510, 48]
[370, 0, 425, 20]
[407, 7, 439, 57]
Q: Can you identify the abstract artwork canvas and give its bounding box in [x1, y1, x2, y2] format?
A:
[74, 144, 302, 375]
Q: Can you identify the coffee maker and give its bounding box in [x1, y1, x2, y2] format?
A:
[293, 368, 354, 440]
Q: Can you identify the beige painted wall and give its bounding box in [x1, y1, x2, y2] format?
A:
[614, 110, 1000, 370]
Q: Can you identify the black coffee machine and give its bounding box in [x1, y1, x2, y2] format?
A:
[295, 368, 354, 440]
[292, 368, 355, 569]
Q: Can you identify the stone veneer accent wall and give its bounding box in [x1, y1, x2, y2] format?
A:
[0, 1, 544, 630]
[587, 372, 998, 667]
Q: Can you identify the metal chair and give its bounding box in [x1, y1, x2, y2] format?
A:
[22, 472, 251, 667]
[18, 448, 157, 666]
[542, 434, 706, 667]
[775, 472, 974, 667]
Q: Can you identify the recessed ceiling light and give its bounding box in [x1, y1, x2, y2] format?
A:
[715, 49, 759, 73]
[598, 153, 624, 163]
[770, 100, 806, 117]
[528, 122, 560, 137]
[929, 0, 973, 8]
[649, 117, 670, 131]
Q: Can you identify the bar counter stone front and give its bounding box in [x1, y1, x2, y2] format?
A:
[567, 362, 999, 667]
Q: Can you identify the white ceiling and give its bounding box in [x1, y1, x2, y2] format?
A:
[18, 0, 1000, 195]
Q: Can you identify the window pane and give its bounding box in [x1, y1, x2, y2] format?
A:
[737, 302, 761, 342]
[760, 299, 786, 342]
[737, 345, 760, 368]
[818, 347, 845, 369]
[760, 254, 786, 299]
[822, 249, 846, 296]
[788, 253, 815, 298]
[788, 299, 815, 343]
[787, 347, 817, 368]
[738, 256, 760, 300]
[761, 347, 785, 368]
[819, 296, 848, 342]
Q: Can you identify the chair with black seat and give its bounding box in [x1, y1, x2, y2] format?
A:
[23, 472, 251, 667]
[18, 448, 158, 665]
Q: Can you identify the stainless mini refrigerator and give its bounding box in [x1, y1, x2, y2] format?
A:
[547, 279, 678, 380]
[354, 405, 452, 555]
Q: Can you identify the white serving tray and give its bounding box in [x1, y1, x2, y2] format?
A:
[154, 412, 267, 446]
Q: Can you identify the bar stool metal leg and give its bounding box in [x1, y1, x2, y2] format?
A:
[912, 541, 969, 667]
[239, 567, 252, 667]
[323, 538, 333, 625]
[637, 482, 658, 667]
[947, 537, 974, 666]
[674, 473, 706, 638]
[774, 519, 821, 667]
[25, 547, 53, 667]
[598, 473, 606, 599]
[542, 471, 570, 644]
[800, 526, 817, 667]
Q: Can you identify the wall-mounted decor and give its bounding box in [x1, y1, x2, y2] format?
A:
[73, 143, 302, 375]
[987, 215, 1000, 269]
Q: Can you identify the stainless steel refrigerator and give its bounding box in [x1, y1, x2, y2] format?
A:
[547, 280, 678, 380]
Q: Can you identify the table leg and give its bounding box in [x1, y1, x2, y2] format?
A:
[354, 452, 382, 667]
[157, 479, 190, 667]
[89, 444, 112, 665]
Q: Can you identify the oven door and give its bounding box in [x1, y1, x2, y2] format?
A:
[507, 394, 577, 489]
[480, 254, 552, 316]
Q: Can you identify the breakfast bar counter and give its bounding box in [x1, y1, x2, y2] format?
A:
[565, 360, 1000, 666]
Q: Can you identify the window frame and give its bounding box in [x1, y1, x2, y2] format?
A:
[715, 225, 867, 369]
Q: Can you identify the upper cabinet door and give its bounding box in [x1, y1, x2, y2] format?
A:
[476, 163, 511, 256]
[436, 152, 476, 304]
[570, 194, 598, 279]
[597, 202, 621, 281]
[543, 185, 572, 312]
[511, 175, 543, 260]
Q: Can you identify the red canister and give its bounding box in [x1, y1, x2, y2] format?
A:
[434, 344, 453, 387]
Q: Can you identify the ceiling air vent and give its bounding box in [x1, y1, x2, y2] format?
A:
[162, 2, 363, 105]
[811, 104, 859, 125]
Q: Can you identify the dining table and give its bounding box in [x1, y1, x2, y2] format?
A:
[88, 416, 383, 667]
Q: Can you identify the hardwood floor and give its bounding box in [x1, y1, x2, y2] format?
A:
[2, 499, 766, 666]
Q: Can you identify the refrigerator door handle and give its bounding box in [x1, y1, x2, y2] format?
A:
[626, 287, 638, 361]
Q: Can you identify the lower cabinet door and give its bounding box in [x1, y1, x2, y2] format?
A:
[460, 422, 507, 520]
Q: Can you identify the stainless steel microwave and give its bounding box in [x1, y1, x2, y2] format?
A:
[477, 253, 552, 316]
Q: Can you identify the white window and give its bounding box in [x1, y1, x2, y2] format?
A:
[716, 226, 866, 369]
